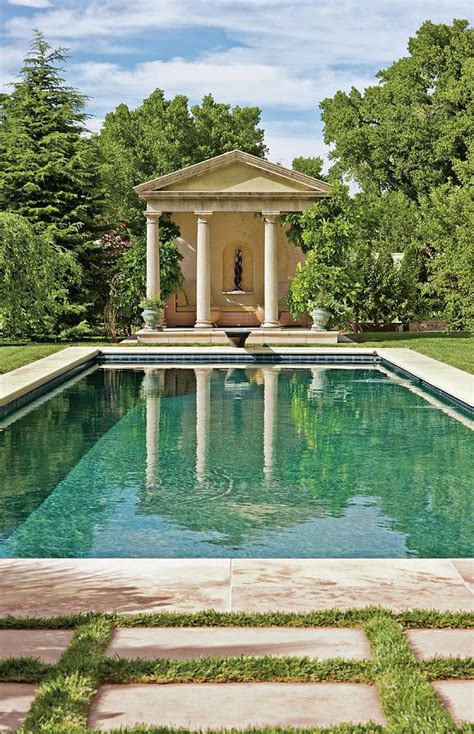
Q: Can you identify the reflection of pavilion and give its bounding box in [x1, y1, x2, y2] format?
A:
[143, 366, 281, 487]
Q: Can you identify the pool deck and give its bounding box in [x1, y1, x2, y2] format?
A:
[1, 344, 473, 416]
[0, 558, 472, 616]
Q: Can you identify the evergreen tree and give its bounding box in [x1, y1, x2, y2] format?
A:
[0, 30, 104, 331]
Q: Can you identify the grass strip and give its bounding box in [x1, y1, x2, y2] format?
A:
[99, 655, 372, 685]
[364, 615, 459, 733]
[422, 657, 474, 680]
[22, 615, 113, 734]
[96, 725, 384, 734]
[0, 656, 53, 682]
[1, 608, 472, 630]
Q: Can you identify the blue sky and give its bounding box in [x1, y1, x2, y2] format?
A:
[1, 0, 471, 168]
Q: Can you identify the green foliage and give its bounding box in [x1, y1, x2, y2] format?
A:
[0, 31, 105, 333]
[289, 20, 473, 330]
[99, 91, 267, 236]
[321, 19, 473, 197]
[106, 215, 184, 335]
[419, 184, 474, 330]
[0, 212, 79, 338]
[292, 155, 327, 180]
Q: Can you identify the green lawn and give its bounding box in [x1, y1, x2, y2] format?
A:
[0, 341, 107, 374]
[1, 332, 472, 374]
[348, 332, 474, 374]
[0, 609, 472, 734]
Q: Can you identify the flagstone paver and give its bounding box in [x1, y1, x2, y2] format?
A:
[106, 626, 371, 660]
[432, 680, 474, 724]
[1, 559, 472, 616]
[0, 683, 38, 732]
[406, 629, 474, 660]
[451, 559, 474, 592]
[0, 630, 73, 663]
[231, 559, 474, 612]
[88, 682, 386, 731]
[0, 559, 231, 616]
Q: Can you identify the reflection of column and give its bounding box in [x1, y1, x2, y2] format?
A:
[142, 369, 165, 489]
[262, 212, 281, 328]
[309, 367, 328, 395]
[195, 368, 211, 481]
[263, 367, 279, 478]
[195, 211, 213, 328]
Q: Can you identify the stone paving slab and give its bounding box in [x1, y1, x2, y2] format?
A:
[0, 559, 472, 616]
[451, 559, 474, 592]
[0, 559, 231, 617]
[0, 347, 99, 409]
[88, 682, 386, 730]
[0, 683, 38, 732]
[106, 626, 371, 660]
[0, 629, 73, 663]
[433, 680, 474, 724]
[406, 629, 474, 660]
[231, 559, 474, 612]
[377, 348, 474, 409]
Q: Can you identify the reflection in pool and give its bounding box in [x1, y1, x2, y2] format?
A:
[0, 365, 472, 558]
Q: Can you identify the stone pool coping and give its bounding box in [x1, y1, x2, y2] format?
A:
[1, 344, 473, 417]
[0, 558, 472, 616]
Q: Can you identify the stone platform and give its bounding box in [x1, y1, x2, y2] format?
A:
[134, 327, 340, 345]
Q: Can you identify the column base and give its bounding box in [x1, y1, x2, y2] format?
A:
[194, 321, 213, 329]
[261, 321, 281, 329]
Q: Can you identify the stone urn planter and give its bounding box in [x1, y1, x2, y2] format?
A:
[141, 308, 163, 332]
[310, 307, 330, 331]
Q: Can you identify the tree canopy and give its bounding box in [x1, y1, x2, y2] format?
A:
[99, 91, 267, 235]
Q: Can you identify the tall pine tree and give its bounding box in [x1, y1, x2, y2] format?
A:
[0, 30, 104, 331]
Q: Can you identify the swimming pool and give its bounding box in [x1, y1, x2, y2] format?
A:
[0, 364, 472, 558]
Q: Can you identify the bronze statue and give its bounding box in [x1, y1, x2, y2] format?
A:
[234, 248, 243, 290]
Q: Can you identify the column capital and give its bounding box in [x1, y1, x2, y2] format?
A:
[144, 211, 162, 221]
[194, 211, 213, 222]
[261, 211, 281, 223]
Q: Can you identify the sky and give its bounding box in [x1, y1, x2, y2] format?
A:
[0, 0, 471, 169]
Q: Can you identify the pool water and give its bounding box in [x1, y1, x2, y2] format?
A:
[0, 365, 472, 558]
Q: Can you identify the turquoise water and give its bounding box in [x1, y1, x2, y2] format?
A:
[0, 365, 472, 558]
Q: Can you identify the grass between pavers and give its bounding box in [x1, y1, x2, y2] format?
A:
[0, 609, 471, 733]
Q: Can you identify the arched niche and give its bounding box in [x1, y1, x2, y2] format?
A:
[222, 243, 254, 293]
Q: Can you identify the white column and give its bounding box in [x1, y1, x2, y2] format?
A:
[194, 211, 213, 328]
[262, 212, 281, 328]
[145, 212, 161, 299]
[142, 369, 164, 489]
[195, 368, 211, 482]
[263, 367, 279, 478]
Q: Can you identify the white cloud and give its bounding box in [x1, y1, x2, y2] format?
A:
[7, 0, 52, 7]
[1, 0, 471, 171]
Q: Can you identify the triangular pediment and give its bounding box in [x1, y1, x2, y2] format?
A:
[134, 150, 330, 196]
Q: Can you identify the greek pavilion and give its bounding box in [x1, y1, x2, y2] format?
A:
[134, 149, 335, 344]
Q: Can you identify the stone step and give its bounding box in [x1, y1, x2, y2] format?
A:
[106, 626, 371, 660]
[88, 682, 386, 731]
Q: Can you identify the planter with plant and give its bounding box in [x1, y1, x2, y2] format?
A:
[286, 252, 350, 330]
[140, 296, 165, 331]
